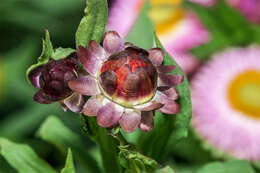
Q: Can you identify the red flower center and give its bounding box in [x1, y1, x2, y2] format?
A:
[99, 47, 158, 107]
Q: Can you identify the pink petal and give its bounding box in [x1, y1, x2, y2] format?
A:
[119, 110, 141, 133]
[148, 48, 164, 66]
[68, 76, 100, 96]
[162, 87, 178, 100]
[139, 111, 154, 132]
[97, 102, 123, 128]
[156, 65, 176, 73]
[29, 66, 43, 88]
[134, 101, 163, 111]
[158, 73, 184, 87]
[159, 93, 180, 114]
[103, 31, 124, 54]
[82, 95, 103, 116]
[87, 40, 107, 60]
[63, 92, 85, 113]
[77, 46, 102, 76]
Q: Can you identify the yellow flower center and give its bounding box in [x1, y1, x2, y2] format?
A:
[227, 70, 260, 119]
[148, 0, 185, 35]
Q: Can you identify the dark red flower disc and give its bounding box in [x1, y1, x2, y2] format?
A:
[99, 47, 158, 106]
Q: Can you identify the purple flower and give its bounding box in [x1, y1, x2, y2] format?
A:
[29, 53, 84, 113]
[69, 31, 183, 133]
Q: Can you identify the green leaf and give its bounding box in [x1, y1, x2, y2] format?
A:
[37, 116, 101, 173]
[61, 149, 75, 173]
[38, 30, 54, 62]
[156, 166, 175, 173]
[81, 116, 121, 173]
[0, 137, 57, 173]
[75, 0, 108, 47]
[26, 30, 54, 85]
[137, 33, 192, 161]
[196, 160, 255, 173]
[118, 145, 158, 173]
[52, 47, 75, 60]
[125, 0, 154, 49]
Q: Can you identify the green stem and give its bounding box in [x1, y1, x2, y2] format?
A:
[81, 116, 121, 173]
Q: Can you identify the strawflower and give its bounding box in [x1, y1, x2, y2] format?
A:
[191, 46, 260, 160]
[28, 53, 85, 113]
[69, 31, 183, 132]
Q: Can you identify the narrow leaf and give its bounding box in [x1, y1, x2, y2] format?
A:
[137, 33, 192, 161]
[0, 138, 57, 173]
[61, 149, 75, 173]
[37, 116, 101, 173]
[26, 30, 54, 85]
[75, 0, 108, 47]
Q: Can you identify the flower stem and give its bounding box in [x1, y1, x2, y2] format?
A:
[81, 116, 121, 173]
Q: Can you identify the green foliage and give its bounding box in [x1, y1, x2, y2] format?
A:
[25, 30, 54, 85]
[52, 48, 75, 60]
[155, 166, 175, 173]
[137, 33, 192, 161]
[75, 0, 108, 47]
[119, 144, 158, 173]
[186, 0, 260, 61]
[37, 116, 101, 173]
[0, 138, 57, 173]
[196, 160, 256, 173]
[125, 0, 154, 49]
[61, 149, 76, 173]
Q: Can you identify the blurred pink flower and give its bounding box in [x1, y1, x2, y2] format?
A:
[189, 0, 216, 7]
[190, 0, 260, 23]
[191, 46, 260, 160]
[107, 0, 210, 74]
[228, 0, 260, 23]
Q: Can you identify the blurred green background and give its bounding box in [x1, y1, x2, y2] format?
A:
[0, 0, 260, 172]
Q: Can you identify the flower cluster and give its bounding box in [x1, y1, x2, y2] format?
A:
[29, 31, 183, 132]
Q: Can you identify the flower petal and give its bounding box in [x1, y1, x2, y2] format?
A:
[103, 31, 124, 54]
[158, 73, 184, 87]
[162, 87, 178, 100]
[119, 109, 141, 133]
[34, 90, 53, 104]
[156, 65, 176, 73]
[134, 101, 163, 111]
[68, 76, 100, 96]
[148, 48, 164, 66]
[139, 111, 154, 132]
[88, 40, 107, 60]
[158, 93, 180, 114]
[63, 92, 84, 113]
[97, 102, 124, 128]
[82, 95, 103, 116]
[77, 46, 102, 76]
[29, 66, 43, 88]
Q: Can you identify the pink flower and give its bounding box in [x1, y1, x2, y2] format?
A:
[69, 31, 183, 132]
[191, 46, 260, 160]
